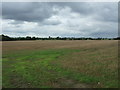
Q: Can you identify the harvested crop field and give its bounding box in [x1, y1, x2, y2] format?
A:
[2, 40, 118, 88]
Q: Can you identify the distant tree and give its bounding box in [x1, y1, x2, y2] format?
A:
[117, 37, 120, 40]
[0, 34, 12, 41]
[26, 36, 32, 40]
[32, 37, 36, 40]
[1, 34, 119, 41]
[48, 36, 52, 40]
[0, 35, 2, 41]
[56, 37, 60, 40]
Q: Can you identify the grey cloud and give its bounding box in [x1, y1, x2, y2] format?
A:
[42, 19, 61, 25]
[8, 20, 24, 25]
[51, 2, 118, 22]
[2, 2, 118, 38]
[2, 2, 117, 23]
[2, 2, 54, 22]
[90, 31, 117, 38]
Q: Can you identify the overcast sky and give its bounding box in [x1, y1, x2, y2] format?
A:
[1, 2, 118, 38]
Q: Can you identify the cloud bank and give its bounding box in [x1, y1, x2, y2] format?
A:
[1, 2, 118, 38]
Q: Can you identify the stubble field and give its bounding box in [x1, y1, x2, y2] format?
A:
[2, 40, 118, 88]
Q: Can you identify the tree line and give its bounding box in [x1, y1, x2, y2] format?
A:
[0, 34, 120, 41]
